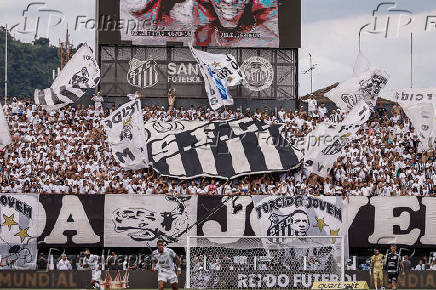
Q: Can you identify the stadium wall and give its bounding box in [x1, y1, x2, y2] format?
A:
[0, 270, 435, 289]
[2, 194, 436, 250]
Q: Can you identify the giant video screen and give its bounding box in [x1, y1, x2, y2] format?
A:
[98, 0, 301, 48]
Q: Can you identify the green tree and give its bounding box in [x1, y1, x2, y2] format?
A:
[0, 27, 60, 97]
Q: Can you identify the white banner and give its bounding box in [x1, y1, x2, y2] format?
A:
[104, 195, 198, 247]
[0, 194, 39, 269]
[102, 99, 149, 169]
[0, 106, 11, 148]
[252, 195, 348, 266]
[34, 44, 100, 109]
[388, 88, 436, 151]
[190, 46, 244, 110]
[325, 69, 389, 112]
[303, 101, 371, 177]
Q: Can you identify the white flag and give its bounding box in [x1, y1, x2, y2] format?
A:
[352, 52, 371, 78]
[326, 69, 389, 112]
[303, 101, 371, 177]
[190, 46, 244, 110]
[0, 106, 11, 148]
[388, 88, 436, 151]
[34, 44, 100, 109]
[102, 99, 149, 169]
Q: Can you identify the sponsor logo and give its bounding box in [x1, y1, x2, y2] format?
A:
[127, 58, 158, 89]
[237, 273, 342, 289]
[241, 56, 273, 91]
[167, 62, 202, 83]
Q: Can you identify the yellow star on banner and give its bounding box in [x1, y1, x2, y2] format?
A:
[314, 217, 328, 232]
[330, 228, 340, 243]
[227, 76, 233, 82]
[3, 214, 18, 230]
[213, 61, 220, 67]
[14, 227, 30, 243]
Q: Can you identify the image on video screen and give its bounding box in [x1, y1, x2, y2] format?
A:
[120, 0, 279, 48]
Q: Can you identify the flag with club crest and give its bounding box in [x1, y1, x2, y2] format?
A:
[190, 46, 244, 110]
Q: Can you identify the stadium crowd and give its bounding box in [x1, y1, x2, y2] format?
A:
[1, 96, 435, 196]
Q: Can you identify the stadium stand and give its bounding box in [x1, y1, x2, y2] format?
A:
[1, 97, 435, 196]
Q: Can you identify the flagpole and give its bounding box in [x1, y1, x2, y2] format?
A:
[358, 24, 370, 52]
[4, 24, 7, 102]
[309, 53, 313, 94]
[410, 32, 413, 88]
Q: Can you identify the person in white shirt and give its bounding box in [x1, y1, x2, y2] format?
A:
[57, 253, 72, 270]
[91, 92, 104, 112]
[152, 240, 181, 290]
[187, 181, 198, 195]
[128, 91, 143, 101]
[318, 103, 327, 118]
[81, 249, 101, 289]
[414, 260, 426, 270]
[303, 97, 317, 117]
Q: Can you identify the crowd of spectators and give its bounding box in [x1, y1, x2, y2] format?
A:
[1, 96, 435, 196]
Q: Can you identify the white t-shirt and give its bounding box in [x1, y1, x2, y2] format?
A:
[57, 259, 72, 270]
[83, 254, 99, 270]
[152, 248, 177, 272]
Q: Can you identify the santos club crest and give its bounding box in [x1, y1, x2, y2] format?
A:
[127, 58, 159, 89]
[241, 56, 274, 91]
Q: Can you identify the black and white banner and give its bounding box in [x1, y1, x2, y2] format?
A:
[387, 88, 436, 151]
[145, 118, 300, 179]
[0, 194, 39, 269]
[37, 195, 104, 247]
[302, 101, 371, 177]
[252, 196, 346, 239]
[104, 195, 197, 247]
[252, 195, 348, 266]
[34, 44, 100, 110]
[325, 69, 389, 112]
[348, 196, 436, 248]
[2, 195, 436, 250]
[102, 99, 149, 169]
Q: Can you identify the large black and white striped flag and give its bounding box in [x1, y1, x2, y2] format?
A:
[34, 44, 100, 109]
[145, 118, 301, 179]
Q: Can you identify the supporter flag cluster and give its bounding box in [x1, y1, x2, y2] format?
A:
[34, 44, 100, 110]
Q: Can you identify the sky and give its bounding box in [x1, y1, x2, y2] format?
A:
[0, 0, 435, 96]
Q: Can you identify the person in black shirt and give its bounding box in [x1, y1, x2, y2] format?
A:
[385, 244, 405, 290]
[36, 253, 48, 271]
